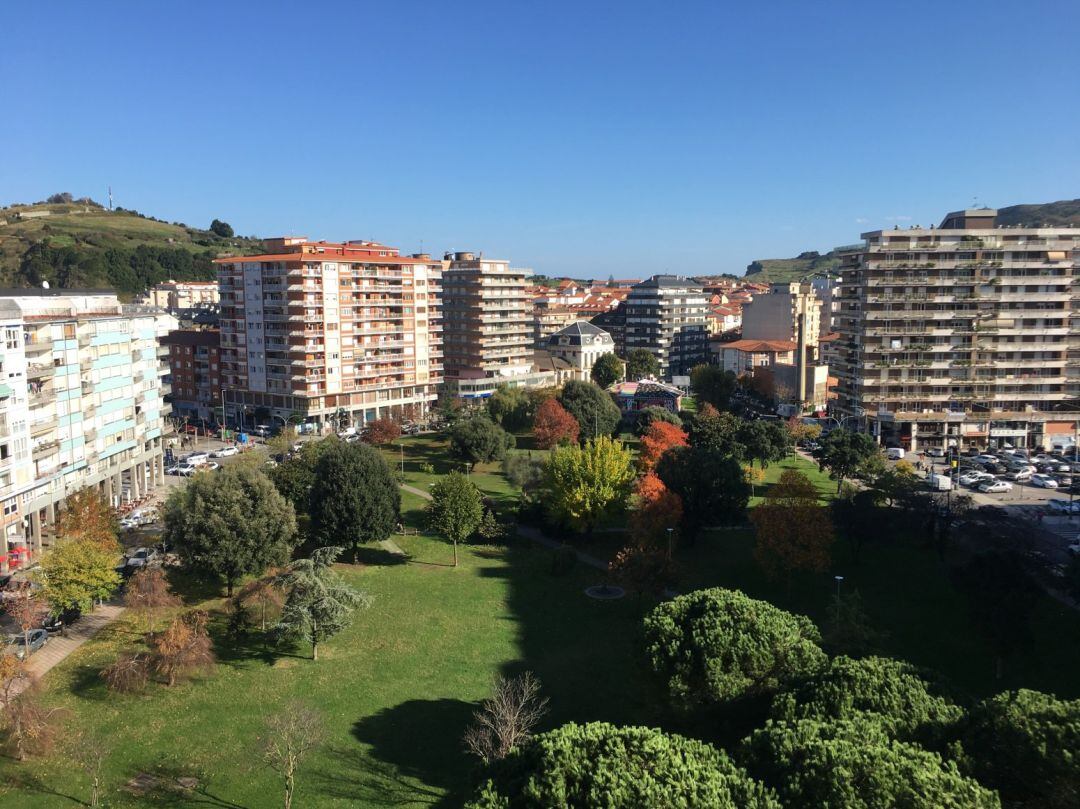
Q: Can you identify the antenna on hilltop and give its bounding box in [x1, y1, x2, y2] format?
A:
[108, 185, 113, 211]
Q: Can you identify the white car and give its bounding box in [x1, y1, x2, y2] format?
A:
[959, 472, 993, 487]
[925, 447, 946, 458]
[978, 480, 1012, 494]
[176, 463, 199, 477]
[165, 464, 182, 475]
[1030, 474, 1059, 489]
[212, 446, 239, 458]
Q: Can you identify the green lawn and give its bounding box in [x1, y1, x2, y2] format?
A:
[1, 536, 652, 808]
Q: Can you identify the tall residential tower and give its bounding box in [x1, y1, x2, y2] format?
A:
[833, 209, 1080, 451]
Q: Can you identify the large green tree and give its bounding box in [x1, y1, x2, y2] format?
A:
[813, 428, 880, 493]
[643, 588, 826, 711]
[466, 722, 780, 809]
[163, 465, 298, 596]
[34, 538, 121, 617]
[688, 403, 745, 456]
[269, 436, 338, 512]
[427, 471, 484, 567]
[624, 348, 660, 381]
[556, 380, 621, 441]
[309, 440, 400, 559]
[449, 415, 516, 470]
[656, 444, 750, 538]
[590, 352, 624, 389]
[274, 547, 372, 661]
[543, 436, 635, 533]
[690, 364, 737, 411]
[486, 385, 534, 432]
[770, 655, 964, 746]
[738, 419, 792, 469]
[633, 405, 682, 437]
[738, 718, 1000, 809]
[962, 689, 1080, 809]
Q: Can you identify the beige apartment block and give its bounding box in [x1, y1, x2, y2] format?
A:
[833, 209, 1080, 451]
[216, 238, 442, 431]
[441, 252, 534, 392]
[742, 282, 822, 351]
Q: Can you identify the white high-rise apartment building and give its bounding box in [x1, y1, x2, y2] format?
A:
[834, 209, 1080, 451]
[0, 290, 174, 573]
[623, 275, 709, 378]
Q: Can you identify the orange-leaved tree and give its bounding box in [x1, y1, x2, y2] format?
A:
[363, 418, 402, 445]
[57, 488, 119, 550]
[749, 469, 833, 588]
[638, 421, 688, 473]
[631, 472, 683, 548]
[533, 398, 579, 450]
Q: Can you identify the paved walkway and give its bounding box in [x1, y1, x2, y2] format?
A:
[8, 603, 125, 699]
[401, 483, 433, 501]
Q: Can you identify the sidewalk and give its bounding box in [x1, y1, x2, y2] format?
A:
[8, 603, 125, 699]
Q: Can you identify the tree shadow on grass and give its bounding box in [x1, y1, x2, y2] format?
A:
[3, 769, 88, 805]
[313, 745, 447, 807]
[122, 762, 249, 808]
[349, 698, 476, 807]
[164, 567, 226, 605]
[353, 545, 410, 567]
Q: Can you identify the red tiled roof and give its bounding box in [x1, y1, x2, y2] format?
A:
[214, 252, 433, 265]
[718, 339, 797, 353]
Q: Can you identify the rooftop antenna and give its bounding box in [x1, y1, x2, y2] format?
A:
[107, 185, 113, 211]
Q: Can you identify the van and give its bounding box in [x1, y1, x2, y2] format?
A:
[927, 473, 953, 491]
[886, 447, 905, 461]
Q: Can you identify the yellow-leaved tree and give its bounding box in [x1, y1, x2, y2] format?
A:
[544, 436, 635, 534]
[750, 469, 834, 589]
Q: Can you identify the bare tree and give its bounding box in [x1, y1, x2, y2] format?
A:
[0, 669, 66, 761]
[463, 672, 549, 765]
[123, 567, 181, 635]
[4, 584, 48, 650]
[68, 733, 109, 809]
[151, 611, 215, 686]
[262, 702, 325, 809]
[237, 569, 285, 633]
[101, 651, 151, 693]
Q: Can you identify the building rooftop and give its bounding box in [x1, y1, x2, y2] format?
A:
[720, 339, 798, 353]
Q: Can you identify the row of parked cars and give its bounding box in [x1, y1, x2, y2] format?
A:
[165, 446, 243, 476]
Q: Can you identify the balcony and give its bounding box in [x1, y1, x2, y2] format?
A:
[23, 334, 53, 354]
[25, 362, 55, 380]
[32, 439, 60, 459]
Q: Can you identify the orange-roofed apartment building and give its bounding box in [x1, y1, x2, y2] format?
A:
[215, 237, 442, 432]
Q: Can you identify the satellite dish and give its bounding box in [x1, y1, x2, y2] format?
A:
[41, 281, 50, 289]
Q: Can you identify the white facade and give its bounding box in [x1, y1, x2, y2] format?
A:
[545, 321, 616, 381]
[0, 291, 174, 572]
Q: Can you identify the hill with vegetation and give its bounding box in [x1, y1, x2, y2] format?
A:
[743, 199, 1080, 283]
[0, 193, 264, 297]
[995, 198, 1080, 227]
[744, 250, 840, 283]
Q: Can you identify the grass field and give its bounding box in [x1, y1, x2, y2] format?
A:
[4, 437, 1080, 805]
[0, 535, 650, 808]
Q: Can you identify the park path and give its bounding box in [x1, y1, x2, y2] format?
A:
[7, 603, 125, 699]
[398, 482, 607, 571]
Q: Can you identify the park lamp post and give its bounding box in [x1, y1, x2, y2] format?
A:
[666, 527, 674, 561]
[833, 575, 844, 623]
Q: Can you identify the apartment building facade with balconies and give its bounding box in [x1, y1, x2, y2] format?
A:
[162, 328, 222, 423]
[833, 209, 1080, 451]
[623, 275, 709, 378]
[441, 252, 534, 395]
[0, 290, 173, 573]
[216, 238, 442, 431]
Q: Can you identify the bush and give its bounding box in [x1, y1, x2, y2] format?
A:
[634, 406, 682, 436]
[770, 655, 964, 746]
[467, 721, 780, 808]
[643, 588, 826, 711]
[739, 718, 1000, 809]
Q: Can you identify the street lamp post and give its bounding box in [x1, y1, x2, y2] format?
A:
[666, 527, 674, 561]
[833, 574, 844, 623]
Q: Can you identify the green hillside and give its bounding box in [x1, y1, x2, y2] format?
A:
[744, 250, 840, 283]
[995, 198, 1080, 227]
[744, 199, 1080, 283]
[0, 197, 263, 297]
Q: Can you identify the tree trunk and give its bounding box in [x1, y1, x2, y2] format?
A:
[453, 539, 458, 568]
[226, 576, 234, 598]
[312, 640, 318, 661]
[284, 772, 294, 809]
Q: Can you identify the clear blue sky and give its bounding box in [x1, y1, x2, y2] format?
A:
[3, 1, 1078, 278]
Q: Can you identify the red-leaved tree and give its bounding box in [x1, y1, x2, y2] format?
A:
[363, 418, 402, 445]
[631, 472, 683, 548]
[638, 421, 688, 472]
[533, 399, 579, 449]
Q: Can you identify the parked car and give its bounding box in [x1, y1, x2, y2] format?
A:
[43, 607, 81, 633]
[125, 547, 160, 569]
[960, 471, 994, 488]
[1030, 474, 1059, 489]
[211, 445, 239, 458]
[1054, 473, 1074, 487]
[251, 425, 272, 438]
[925, 447, 946, 458]
[927, 473, 953, 491]
[886, 447, 906, 461]
[165, 464, 182, 475]
[978, 480, 1012, 494]
[981, 462, 1007, 475]
[1006, 469, 1033, 483]
[9, 628, 49, 659]
[176, 463, 199, 477]
[184, 452, 210, 466]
